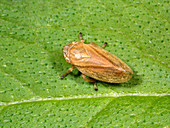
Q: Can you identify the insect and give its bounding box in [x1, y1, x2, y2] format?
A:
[61, 32, 133, 91]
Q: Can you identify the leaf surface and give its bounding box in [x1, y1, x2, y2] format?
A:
[0, 0, 169, 127]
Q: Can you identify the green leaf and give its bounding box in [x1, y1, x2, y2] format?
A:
[0, 0, 169, 127]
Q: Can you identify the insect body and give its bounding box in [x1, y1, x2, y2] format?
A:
[61, 33, 133, 90]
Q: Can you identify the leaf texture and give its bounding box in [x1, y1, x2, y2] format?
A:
[0, 0, 169, 127]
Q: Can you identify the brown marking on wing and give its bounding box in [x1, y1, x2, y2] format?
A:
[76, 66, 132, 83]
[89, 42, 133, 74]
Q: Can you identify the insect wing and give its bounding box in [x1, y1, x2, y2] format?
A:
[89, 42, 133, 74]
[70, 42, 114, 68]
[69, 42, 133, 83]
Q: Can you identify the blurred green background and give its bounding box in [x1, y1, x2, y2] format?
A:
[0, 0, 169, 127]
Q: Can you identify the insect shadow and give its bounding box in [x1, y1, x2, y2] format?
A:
[101, 70, 142, 89]
[49, 48, 81, 77]
[49, 48, 67, 74]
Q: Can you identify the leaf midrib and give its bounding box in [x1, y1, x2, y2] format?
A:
[1, 94, 169, 107]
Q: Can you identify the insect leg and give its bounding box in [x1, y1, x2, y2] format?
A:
[102, 42, 108, 49]
[82, 74, 98, 91]
[79, 32, 84, 43]
[61, 66, 75, 79]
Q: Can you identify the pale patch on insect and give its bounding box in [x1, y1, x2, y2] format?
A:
[74, 53, 81, 59]
[63, 41, 79, 63]
[117, 67, 127, 72]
